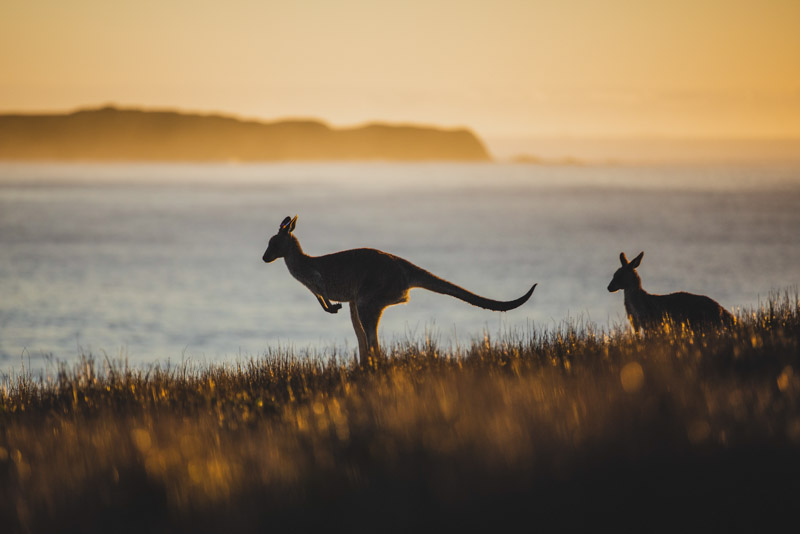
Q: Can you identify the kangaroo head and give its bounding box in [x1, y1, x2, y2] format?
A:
[262, 215, 298, 263]
[607, 251, 643, 292]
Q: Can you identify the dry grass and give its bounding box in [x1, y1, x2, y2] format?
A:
[2, 292, 799, 533]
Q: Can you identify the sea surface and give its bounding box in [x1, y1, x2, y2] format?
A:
[1, 162, 798, 376]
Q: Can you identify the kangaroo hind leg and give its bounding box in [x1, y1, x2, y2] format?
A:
[357, 302, 386, 365]
[349, 302, 370, 365]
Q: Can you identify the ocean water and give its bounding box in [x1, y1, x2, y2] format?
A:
[1, 162, 799, 375]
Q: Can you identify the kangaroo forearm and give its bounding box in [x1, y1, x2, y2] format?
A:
[315, 294, 341, 314]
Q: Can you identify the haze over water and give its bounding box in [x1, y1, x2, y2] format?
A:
[1, 162, 798, 376]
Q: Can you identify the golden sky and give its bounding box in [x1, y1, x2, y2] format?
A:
[2, 0, 799, 142]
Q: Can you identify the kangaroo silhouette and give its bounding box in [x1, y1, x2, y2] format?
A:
[263, 215, 536, 364]
[607, 251, 734, 332]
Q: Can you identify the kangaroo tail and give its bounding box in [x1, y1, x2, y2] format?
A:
[409, 266, 536, 312]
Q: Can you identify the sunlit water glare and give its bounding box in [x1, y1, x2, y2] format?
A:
[1, 162, 798, 375]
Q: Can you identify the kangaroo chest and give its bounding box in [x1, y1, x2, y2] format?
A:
[285, 256, 324, 291]
[284, 255, 355, 301]
[624, 290, 656, 323]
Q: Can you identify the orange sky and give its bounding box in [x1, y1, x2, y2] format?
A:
[2, 0, 799, 144]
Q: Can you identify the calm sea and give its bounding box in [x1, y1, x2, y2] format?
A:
[1, 162, 799, 375]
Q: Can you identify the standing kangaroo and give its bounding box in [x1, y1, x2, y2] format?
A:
[607, 251, 734, 332]
[262, 216, 537, 364]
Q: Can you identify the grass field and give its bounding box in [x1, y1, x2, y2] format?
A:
[2, 292, 799, 533]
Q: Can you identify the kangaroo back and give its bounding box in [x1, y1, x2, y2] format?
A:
[408, 265, 536, 312]
[659, 292, 735, 327]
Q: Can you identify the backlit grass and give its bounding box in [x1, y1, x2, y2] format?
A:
[2, 292, 799, 532]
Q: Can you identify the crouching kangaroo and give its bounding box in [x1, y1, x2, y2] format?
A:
[607, 251, 734, 332]
[263, 215, 537, 365]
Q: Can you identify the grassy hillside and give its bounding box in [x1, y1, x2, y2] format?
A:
[2, 292, 799, 532]
[0, 106, 491, 162]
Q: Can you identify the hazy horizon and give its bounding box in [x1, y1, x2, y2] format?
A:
[3, 103, 800, 164]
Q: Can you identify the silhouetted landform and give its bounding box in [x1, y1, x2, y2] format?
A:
[0, 106, 491, 162]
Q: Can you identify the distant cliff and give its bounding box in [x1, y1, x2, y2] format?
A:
[0, 106, 491, 162]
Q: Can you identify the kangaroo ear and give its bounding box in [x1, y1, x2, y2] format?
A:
[279, 216, 292, 233]
[630, 251, 644, 268]
[619, 252, 628, 266]
[289, 215, 297, 233]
